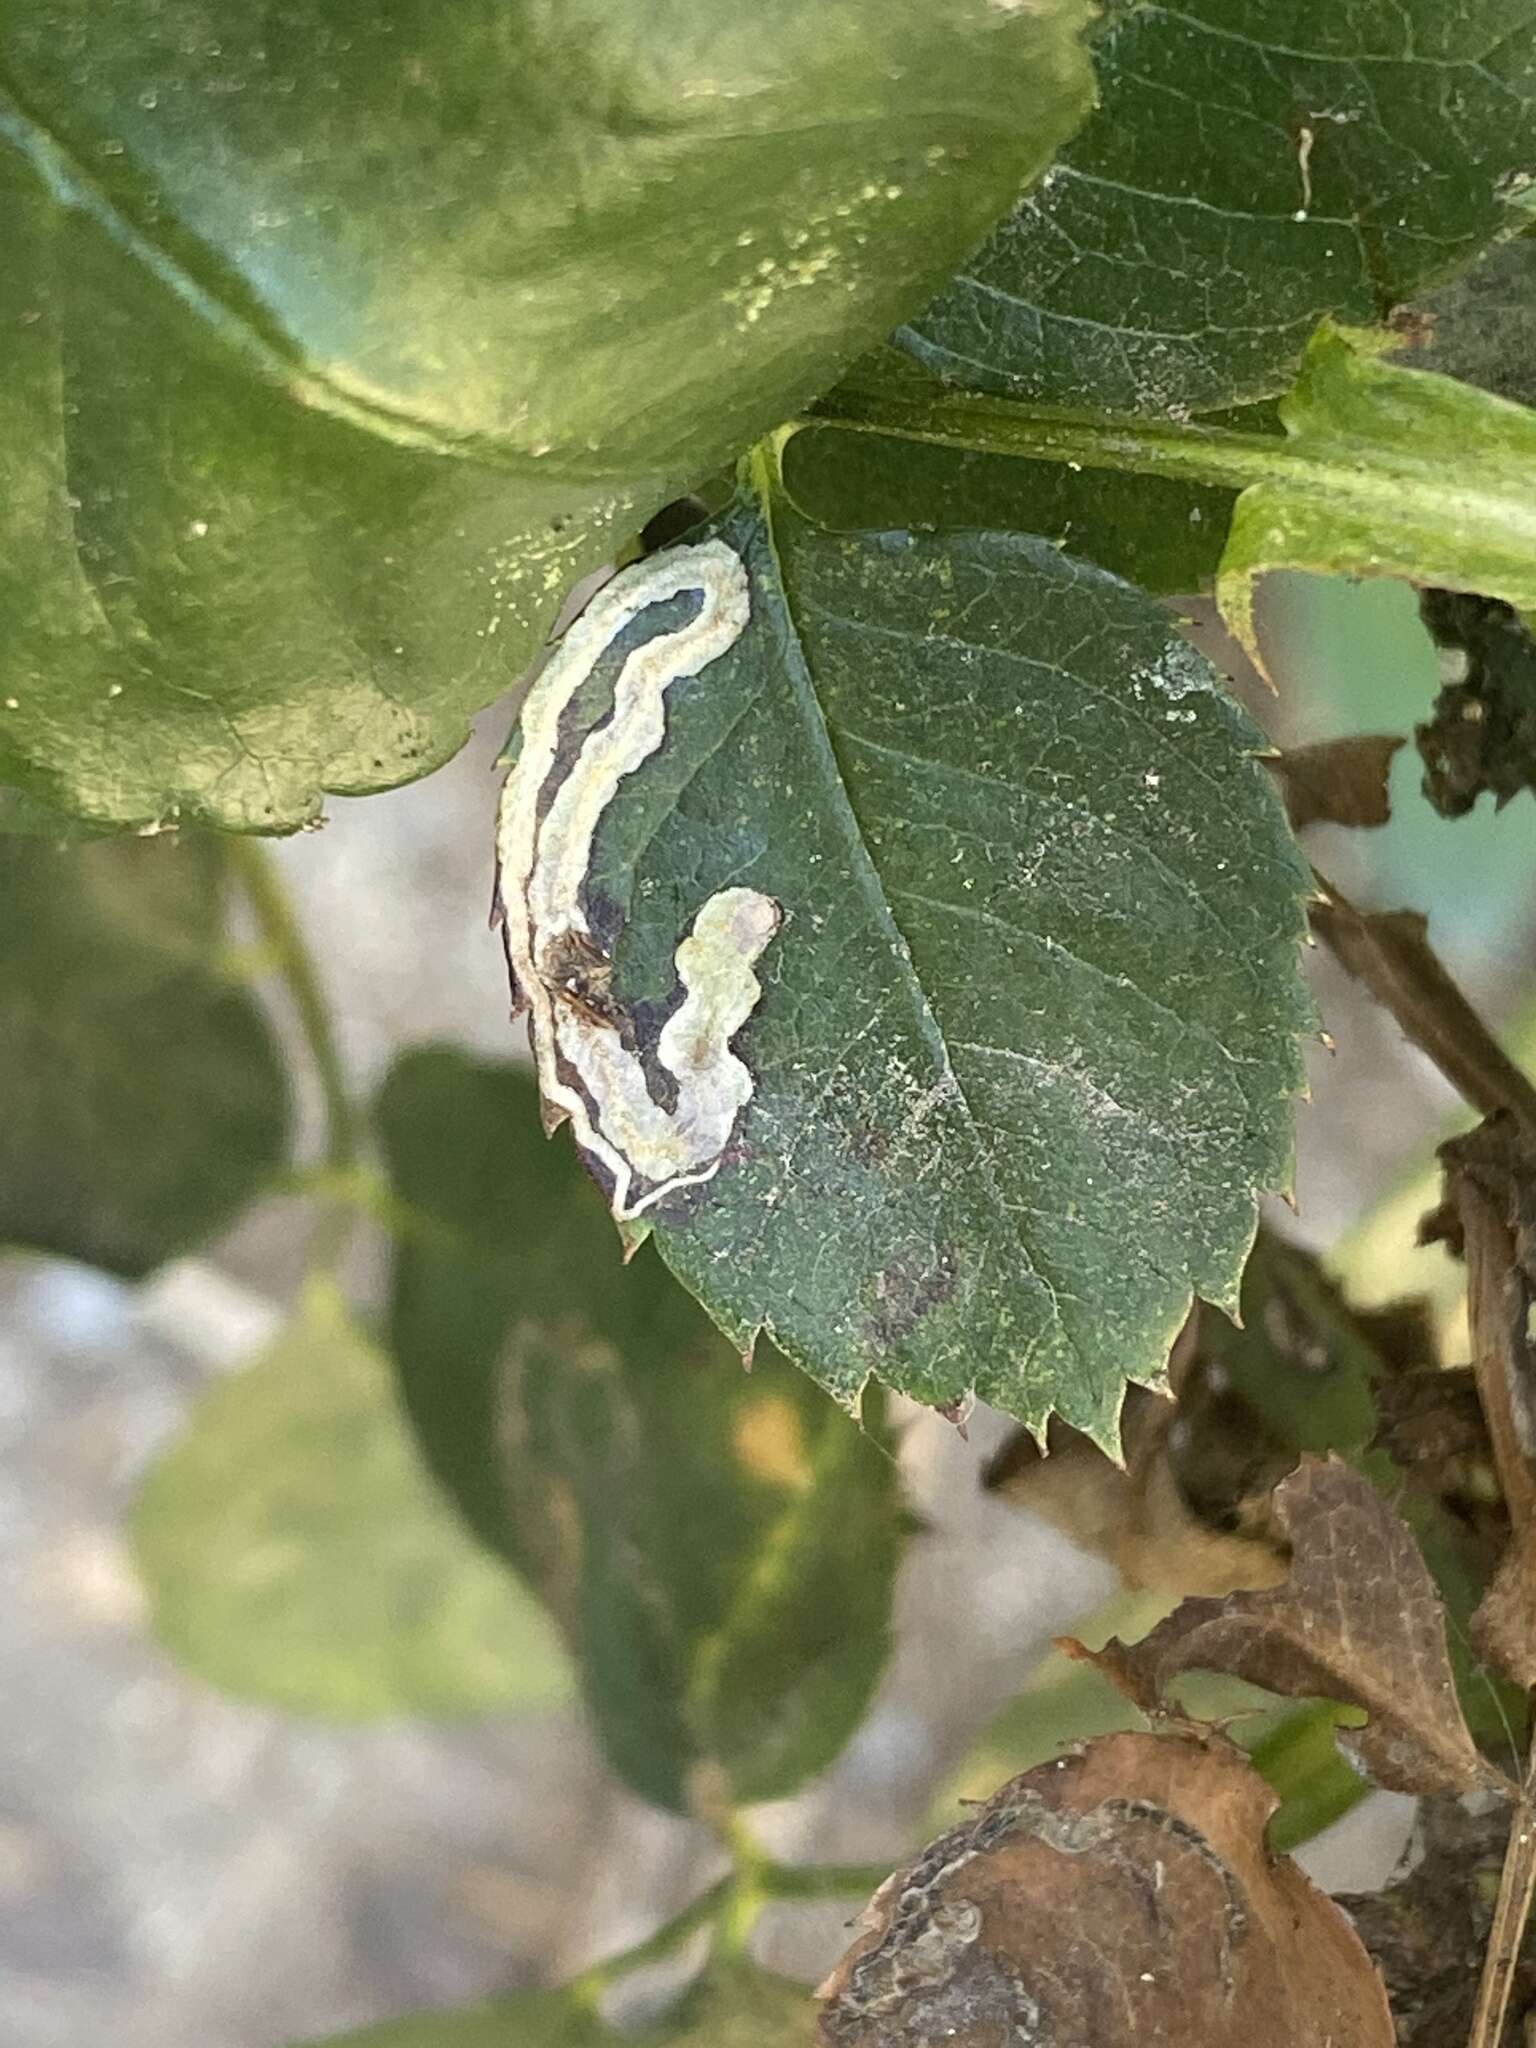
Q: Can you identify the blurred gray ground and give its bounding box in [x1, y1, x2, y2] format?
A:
[2, 589, 1531, 2046]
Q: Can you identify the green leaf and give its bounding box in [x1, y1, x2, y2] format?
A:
[133, 1283, 573, 1720]
[0, 786, 111, 839]
[291, 1989, 610, 2048]
[379, 1049, 903, 1817]
[785, 362, 1236, 592]
[503, 480, 1310, 1440]
[1217, 323, 1536, 666]
[1398, 229, 1536, 409]
[0, 831, 290, 1275]
[900, 0, 1536, 416]
[291, 1963, 812, 2048]
[0, 0, 1094, 831]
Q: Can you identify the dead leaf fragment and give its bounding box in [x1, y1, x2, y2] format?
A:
[1270, 733, 1403, 831]
[1474, 1525, 1536, 1693]
[1374, 1366, 1491, 1471]
[1341, 1798, 1533, 2048]
[1416, 588, 1536, 819]
[817, 1730, 1393, 2048]
[986, 1380, 1291, 1600]
[1093, 1457, 1512, 1800]
[1437, 1116, 1536, 1691]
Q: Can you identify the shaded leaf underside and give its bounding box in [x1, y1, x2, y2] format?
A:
[0, 832, 289, 1273]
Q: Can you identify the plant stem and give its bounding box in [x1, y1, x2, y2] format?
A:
[1446, 1137, 1536, 2042]
[567, 1875, 736, 2007]
[1309, 871, 1536, 1133]
[1468, 1744, 1536, 2048]
[564, 1853, 891, 2012]
[759, 1860, 892, 1904]
[807, 378, 1297, 495]
[224, 837, 363, 1272]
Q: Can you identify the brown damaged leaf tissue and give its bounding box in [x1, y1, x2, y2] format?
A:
[1089, 1457, 1512, 1802]
[816, 1730, 1393, 2047]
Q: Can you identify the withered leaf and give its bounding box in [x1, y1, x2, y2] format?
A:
[1092, 1458, 1512, 1800]
[817, 1730, 1393, 2048]
[1373, 1367, 1488, 1471]
[1472, 1524, 1536, 1693]
[1270, 735, 1403, 832]
[986, 1381, 1290, 1598]
[1340, 1798, 1532, 2048]
[1416, 589, 1536, 819]
[1438, 1115, 1536, 1692]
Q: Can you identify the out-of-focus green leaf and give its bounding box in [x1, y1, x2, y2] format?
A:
[292, 1962, 812, 2048]
[0, 786, 109, 838]
[291, 1989, 611, 2048]
[1218, 324, 1536, 666]
[0, 832, 289, 1274]
[134, 1283, 573, 1720]
[1250, 1701, 1371, 1855]
[1398, 231, 1536, 409]
[901, 0, 1536, 417]
[379, 1049, 903, 1817]
[506, 482, 1309, 1441]
[0, 0, 1094, 830]
[783, 407, 1234, 593]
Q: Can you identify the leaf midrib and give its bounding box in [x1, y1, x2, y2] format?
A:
[752, 454, 1121, 1411]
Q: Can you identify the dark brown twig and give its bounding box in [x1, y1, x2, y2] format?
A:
[1446, 1162, 1536, 2048]
[1310, 872, 1536, 1132]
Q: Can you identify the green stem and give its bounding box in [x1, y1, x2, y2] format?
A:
[807, 380, 1297, 495]
[759, 1860, 891, 1903]
[567, 1875, 735, 2006]
[224, 838, 362, 1273]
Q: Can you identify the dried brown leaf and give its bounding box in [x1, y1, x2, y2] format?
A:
[1439, 1116, 1536, 1693]
[986, 1383, 1289, 1598]
[1374, 1367, 1490, 1470]
[1271, 734, 1403, 831]
[1341, 1799, 1532, 2048]
[1474, 1524, 1536, 1693]
[1416, 589, 1536, 819]
[1092, 1458, 1513, 1800]
[816, 1730, 1394, 2048]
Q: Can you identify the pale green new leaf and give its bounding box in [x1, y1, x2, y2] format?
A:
[502, 480, 1312, 1442]
[134, 1285, 573, 1720]
[901, 0, 1536, 417]
[1217, 322, 1536, 667]
[0, 0, 1093, 830]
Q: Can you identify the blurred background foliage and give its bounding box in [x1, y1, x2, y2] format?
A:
[2, 568, 1533, 2047]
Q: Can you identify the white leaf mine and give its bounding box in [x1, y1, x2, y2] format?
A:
[495, 539, 780, 1220]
